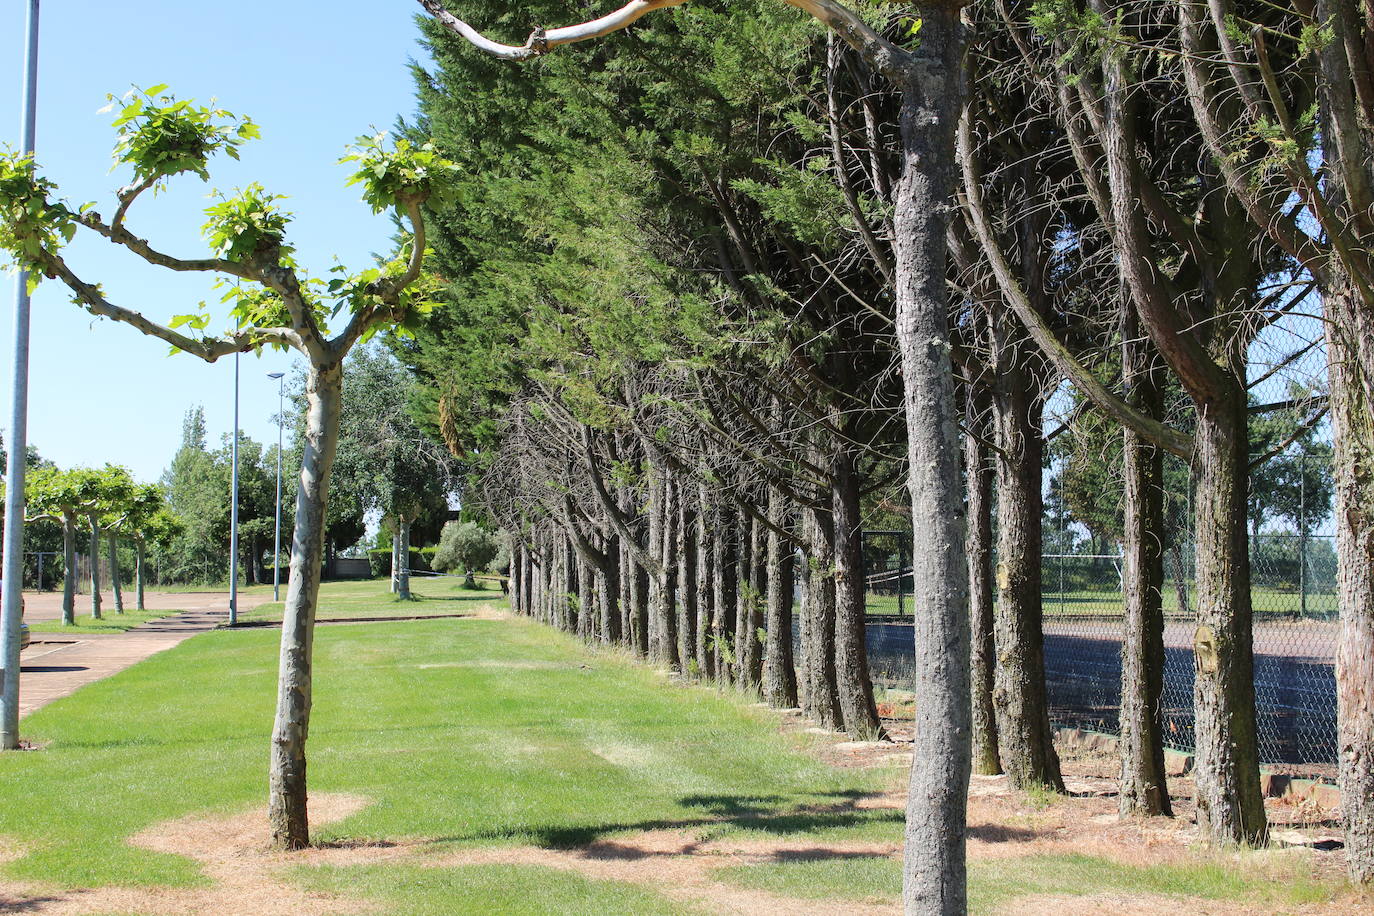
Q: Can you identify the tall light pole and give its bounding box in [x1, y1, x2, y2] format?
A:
[1, 0, 41, 750]
[228, 352, 240, 625]
[268, 372, 285, 601]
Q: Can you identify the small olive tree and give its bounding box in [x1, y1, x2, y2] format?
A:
[0, 87, 457, 849]
[433, 520, 498, 587]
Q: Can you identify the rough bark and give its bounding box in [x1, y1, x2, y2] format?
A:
[737, 513, 764, 691]
[892, 15, 973, 912]
[677, 493, 698, 672]
[1325, 267, 1374, 880]
[268, 361, 342, 851]
[802, 501, 843, 731]
[577, 552, 595, 641]
[695, 485, 714, 677]
[1190, 390, 1267, 845]
[832, 442, 883, 738]
[1118, 308, 1171, 817]
[601, 532, 621, 644]
[714, 507, 738, 688]
[991, 313, 1063, 792]
[762, 486, 798, 708]
[648, 465, 678, 668]
[964, 398, 1001, 776]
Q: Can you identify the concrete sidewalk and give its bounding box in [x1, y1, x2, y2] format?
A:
[16, 591, 274, 720]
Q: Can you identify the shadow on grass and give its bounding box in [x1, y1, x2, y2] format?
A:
[437, 790, 903, 851]
[967, 823, 1045, 844]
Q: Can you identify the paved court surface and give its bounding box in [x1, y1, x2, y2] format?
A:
[16, 590, 273, 721]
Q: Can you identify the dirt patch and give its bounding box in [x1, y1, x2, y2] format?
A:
[0, 794, 381, 915]
[427, 830, 898, 916]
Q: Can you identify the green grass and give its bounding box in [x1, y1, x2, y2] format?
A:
[713, 852, 1338, 913]
[3, 578, 886, 892]
[238, 576, 501, 623]
[292, 863, 695, 915]
[28, 607, 185, 634]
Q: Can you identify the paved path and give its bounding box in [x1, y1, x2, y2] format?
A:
[21, 588, 259, 622]
[17, 590, 274, 720]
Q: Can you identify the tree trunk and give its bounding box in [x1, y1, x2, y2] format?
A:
[964, 399, 1001, 776]
[89, 520, 102, 620]
[802, 501, 843, 731]
[762, 486, 798, 708]
[135, 539, 146, 612]
[578, 550, 595, 642]
[601, 532, 621, 645]
[268, 360, 343, 851]
[1190, 391, 1267, 845]
[833, 441, 883, 739]
[677, 491, 698, 673]
[509, 540, 522, 612]
[108, 531, 124, 614]
[389, 532, 399, 594]
[632, 556, 650, 656]
[695, 485, 714, 677]
[737, 511, 765, 690]
[1328, 271, 1374, 881]
[891, 28, 972, 912]
[648, 465, 678, 668]
[991, 315, 1063, 793]
[397, 519, 411, 600]
[61, 514, 76, 626]
[1118, 308, 1170, 817]
[714, 507, 737, 688]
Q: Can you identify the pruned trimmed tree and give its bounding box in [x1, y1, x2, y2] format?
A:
[0, 87, 457, 849]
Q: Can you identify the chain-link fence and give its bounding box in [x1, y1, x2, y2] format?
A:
[861, 449, 1340, 777]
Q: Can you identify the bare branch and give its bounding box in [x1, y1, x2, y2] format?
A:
[418, 0, 914, 83]
[79, 212, 259, 282]
[417, 0, 690, 60]
[38, 249, 302, 361]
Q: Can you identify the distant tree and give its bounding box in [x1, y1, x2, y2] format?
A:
[25, 466, 103, 624]
[120, 484, 181, 609]
[160, 406, 230, 583]
[433, 520, 497, 587]
[339, 346, 456, 599]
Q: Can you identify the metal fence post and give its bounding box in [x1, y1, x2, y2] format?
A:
[898, 534, 907, 616]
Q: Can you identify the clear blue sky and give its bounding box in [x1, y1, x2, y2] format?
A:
[0, 1, 434, 482]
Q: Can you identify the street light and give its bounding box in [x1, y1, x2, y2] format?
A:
[1, 0, 42, 750]
[268, 372, 285, 601]
[228, 351, 240, 625]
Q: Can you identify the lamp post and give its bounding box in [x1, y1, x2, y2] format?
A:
[268, 372, 285, 601]
[1, 0, 41, 750]
[228, 352, 240, 625]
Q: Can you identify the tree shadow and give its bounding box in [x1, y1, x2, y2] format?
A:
[431, 789, 901, 851]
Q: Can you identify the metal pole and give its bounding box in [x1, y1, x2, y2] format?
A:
[1, 0, 41, 750]
[269, 372, 284, 601]
[1299, 453, 1307, 618]
[228, 353, 240, 625]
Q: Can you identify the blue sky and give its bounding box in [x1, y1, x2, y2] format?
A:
[0, 1, 434, 482]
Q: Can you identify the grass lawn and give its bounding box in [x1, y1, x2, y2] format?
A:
[28, 607, 185, 634]
[713, 851, 1336, 912]
[238, 576, 500, 623]
[1, 578, 1350, 914]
